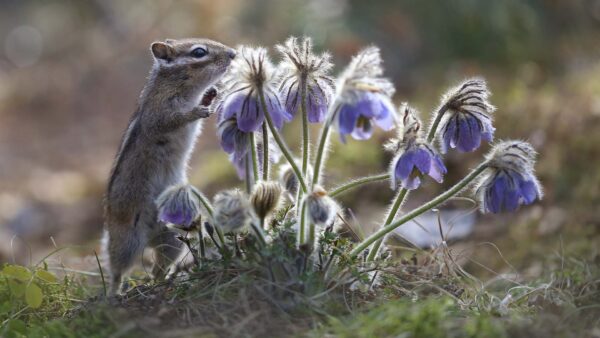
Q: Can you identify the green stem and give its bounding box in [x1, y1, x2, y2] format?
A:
[190, 187, 228, 255]
[191, 188, 213, 216]
[426, 105, 449, 142]
[258, 88, 307, 193]
[312, 105, 340, 187]
[298, 198, 307, 247]
[366, 188, 409, 261]
[349, 162, 488, 258]
[329, 173, 390, 198]
[262, 123, 269, 181]
[244, 153, 253, 194]
[250, 133, 259, 183]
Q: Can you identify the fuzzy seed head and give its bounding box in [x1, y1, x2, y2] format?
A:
[212, 189, 257, 233]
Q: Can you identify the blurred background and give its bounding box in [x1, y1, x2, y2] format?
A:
[0, 0, 599, 276]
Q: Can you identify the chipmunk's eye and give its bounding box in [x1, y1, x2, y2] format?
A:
[191, 47, 208, 58]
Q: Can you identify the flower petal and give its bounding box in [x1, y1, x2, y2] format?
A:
[338, 104, 360, 136]
[237, 95, 264, 132]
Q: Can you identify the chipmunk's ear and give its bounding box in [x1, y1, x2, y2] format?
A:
[151, 41, 174, 62]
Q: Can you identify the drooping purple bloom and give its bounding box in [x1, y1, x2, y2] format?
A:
[476, 141, 542, 213]
[438, 78, 496, 153]
[217, 115, 280, 180]
[220, 88, 291, 132]
[156, 185, 202, 229]
[333, 47, 397, 142]
[218, 46, 292, 132]
[276, 37, 335, 123]
[390, 144, 447, 190]
[388, 104, 447, 190]
[337, 91, 396, 142]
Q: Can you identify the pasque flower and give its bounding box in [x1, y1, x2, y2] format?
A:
[212, 189, 257, 233]
[437, 78, 496, 153]
[389, 105, 447, 190]
[219, 46, 292, 132]
[276, 36, 335, 123]
[217, 109, 280, 179]
[476, 141, 542, 213]
[334, 47, 396, 142]
[156, 184, 202, 229]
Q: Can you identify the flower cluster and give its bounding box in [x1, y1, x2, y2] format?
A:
[157, 37, 543, 275]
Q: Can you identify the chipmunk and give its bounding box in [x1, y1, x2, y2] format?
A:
[104, 38, 236, 295]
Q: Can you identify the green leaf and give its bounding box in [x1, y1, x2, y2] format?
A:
[35, 269, 57, 283]
[8, 280, 25, 297]
[3, 265, 32, 281]
[25, 283, 43, 308]
[6, 319, 27, 335]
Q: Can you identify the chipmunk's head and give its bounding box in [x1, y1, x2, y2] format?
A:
[150, 38, 236, 88]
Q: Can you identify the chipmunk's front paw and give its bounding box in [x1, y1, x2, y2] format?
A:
[191, 106, 212, 119]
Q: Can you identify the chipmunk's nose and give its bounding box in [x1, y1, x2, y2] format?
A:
[227, 49, 237, 60]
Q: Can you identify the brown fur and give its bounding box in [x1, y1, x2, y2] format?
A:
[104, 38, 235, 295]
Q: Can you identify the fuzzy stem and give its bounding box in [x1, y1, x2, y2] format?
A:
[191, 189, 214, 216]
[250, 133, 259, 183]
[298, 198, 307, 247]
[329, 173, 390, 198]
[258, 88, 307, 193]
[366, 188, 409, 261]
[312, 105, 341, 187]
[244, 154, 253, 194]
[262, 123, 269, 181]
[349, 162, 488, 258]
[190, 188, 228, 255]
[426, 105, 449, 142]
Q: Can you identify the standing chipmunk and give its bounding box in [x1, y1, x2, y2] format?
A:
[104, 38, 236, 295]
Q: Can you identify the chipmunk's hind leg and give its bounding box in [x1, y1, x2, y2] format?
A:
[104, 226, 145, 296]
[149, 225, 184, 280]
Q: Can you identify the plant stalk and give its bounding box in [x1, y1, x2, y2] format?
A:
[258, 89, 307, 193]
[349, 162, 488, 258]
[329, 173, 390, 198]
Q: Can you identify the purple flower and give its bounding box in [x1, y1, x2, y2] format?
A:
[333, 47, 397, 142]
[390, 144, 447, 190]
[337, 91, 396, 142]
[217, 116, 280, 179]
[388, 104, 447, 190]
[218, 46, 292, 132]
[276, 37, 335, 123]
[438, 78, 496, 153]
[220, 88, 291, 132]
[156, 185, 202, 229]
[476, 141, 542, 213]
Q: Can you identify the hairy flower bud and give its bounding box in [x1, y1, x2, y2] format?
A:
[156, 184, 202, 229]
[475, 141, 542, 213]
[304, 186, 339, 226]
[212, 189, 257, 233]
[278, 161, 312, 199]
[250, 181, 282, 220]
